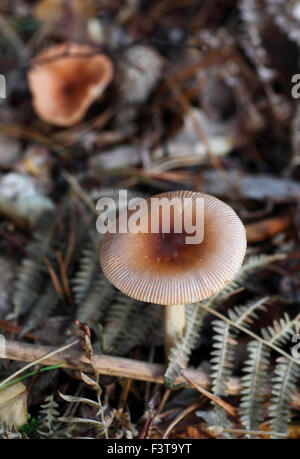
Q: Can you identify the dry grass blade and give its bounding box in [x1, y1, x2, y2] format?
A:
[162, 399, 203, 439]
[182, 371, 237, 418]
[0, 340, 79, 390]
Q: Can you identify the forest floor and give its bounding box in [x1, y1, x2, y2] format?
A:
[0, 0, 300, 440]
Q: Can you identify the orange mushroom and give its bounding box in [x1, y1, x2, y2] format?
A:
[27, 42, 113, 127]
[100, 191, 247, 357]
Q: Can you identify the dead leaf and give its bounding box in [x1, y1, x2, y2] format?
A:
[0, 382, 28, 427]
[246, 214, 292, 243]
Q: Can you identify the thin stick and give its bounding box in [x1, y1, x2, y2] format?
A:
[0, 340, 79, 389]
[163, 399, 203, 438]
[62, 171, 98, 215]
[145, 389, 172, 438]
[182, 371, 237, 418]
[1, 339, 210, 387]
[56, 251, 72, 302]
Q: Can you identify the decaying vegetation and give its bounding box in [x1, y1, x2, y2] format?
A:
[0, 0, 300, 439]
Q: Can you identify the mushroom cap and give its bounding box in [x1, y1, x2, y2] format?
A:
[27, 43, 113, 127]
[100, 191, 247, 306]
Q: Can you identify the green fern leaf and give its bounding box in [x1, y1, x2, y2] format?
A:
[12, 211, 56, 317]
[164, 304, 207, 388]
[73, 243, 115, 325]
[102, 294, 156, 355]
[210, 320, 237, 429]
[240, 341, 271, 435]
[211, 321, 237, 397]
[261, 313, 298, 347]
[228, 296, 270, 328]
[72, 245, 100, 306]
[269, 357, 300, 437]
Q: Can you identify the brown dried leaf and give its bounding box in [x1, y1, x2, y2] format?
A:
[0, 382, 28, 428]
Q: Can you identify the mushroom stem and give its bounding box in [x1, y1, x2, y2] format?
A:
[165, 304, 185, 360]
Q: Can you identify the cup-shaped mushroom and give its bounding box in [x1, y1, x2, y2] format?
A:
[27, 43, 113, 127]
[100, 191, 247, 356]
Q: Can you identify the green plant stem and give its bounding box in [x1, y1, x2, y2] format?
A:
[0, 364, 63, 391]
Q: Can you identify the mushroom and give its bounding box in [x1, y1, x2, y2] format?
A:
[100, 190, 247, 358]
[27, 42, 113, 127]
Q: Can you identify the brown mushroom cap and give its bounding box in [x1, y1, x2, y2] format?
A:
[27, 43, 113, 127]
[100, 191, 247, 305]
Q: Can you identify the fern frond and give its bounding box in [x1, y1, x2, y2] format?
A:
[77, 274, 115, 325]
[210, 320, 237, 429]
[37, 395, 60, 438]
[111, 303, 158, 356]
[211, 320, 237, 397]
[20, 283, 60, 338]
[235, 254, 284, 285]
[240, 341, 271, 435]
[164, 304, 207, 388]
[73, 243, 115, 325]
[72, 244, 100, 305]
[0, 423, 22, 439]
[58, 412, 115, 438]
[269, 357, 300, 437]
[210, 296, 269, 424]
[216, 254, 284, 299]
[228, 296, 270, 328]
[58, 392, 116, 438]
[261, 313, 299, 347]
[164, 258, 279, 390]
[12, 211, 56, 317]
[102, 294, 156, 355]
[266, 0, 300, 46]
[19, 200, 88, 334]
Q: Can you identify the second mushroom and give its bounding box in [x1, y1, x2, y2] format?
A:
[100, 190, 247, 360]
[27, 42, 113, 127]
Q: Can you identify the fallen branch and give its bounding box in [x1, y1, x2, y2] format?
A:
[1, 340, 210, 388]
